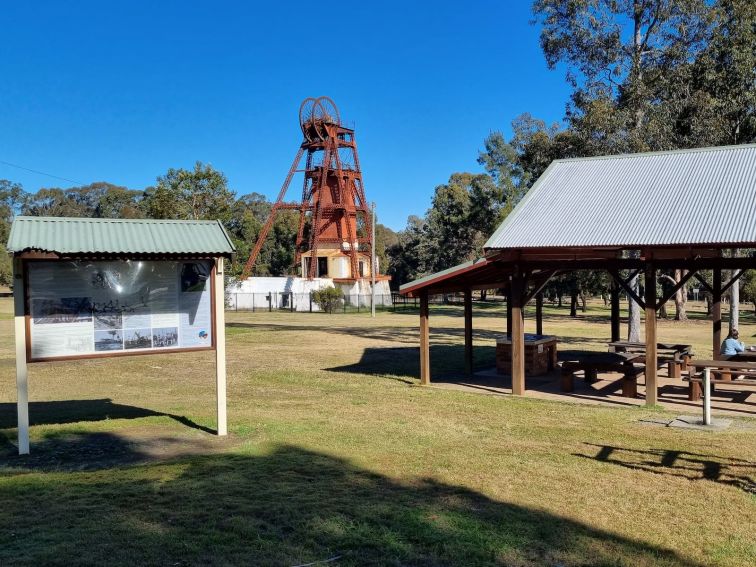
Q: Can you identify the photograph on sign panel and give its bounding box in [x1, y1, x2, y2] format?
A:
[94, 330, 123, 352]
[152, 327, 178, 348]
[32, 296, 93, 324]
[123, 328, 152, 350]
[181, 262, 209, 292]
[94, 312, 123, 331]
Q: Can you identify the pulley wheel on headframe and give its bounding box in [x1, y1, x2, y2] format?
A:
[299, 96, 341, 141]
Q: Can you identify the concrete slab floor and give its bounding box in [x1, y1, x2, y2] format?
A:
[429, 366, 756, 420]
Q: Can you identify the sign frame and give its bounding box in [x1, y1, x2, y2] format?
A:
[21, 258, 218, 363]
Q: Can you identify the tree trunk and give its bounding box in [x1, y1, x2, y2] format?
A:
[705, 294, 712, 315]
[627, 266, 641, 342]
[659, 302, 668, 319]
[579, 291, 587, 312]
[557, 293, 563, 308]
[730, 275, 740, 332]
[570, 291, 578, 318]
[674, 269, 688, 321]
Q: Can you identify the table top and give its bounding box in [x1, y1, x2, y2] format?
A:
[724, 351, 756, 361]
[609, 341, 692, 353]
[497, 334, 557, 346]
[565, 352, 643, 365]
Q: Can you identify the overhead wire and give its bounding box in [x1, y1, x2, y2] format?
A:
[0, 159, 84, 185]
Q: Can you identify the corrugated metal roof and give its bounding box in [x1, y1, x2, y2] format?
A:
[484, 144, 756, 250]
[399, 258, 489, 294]
[6, 216, 236, 257]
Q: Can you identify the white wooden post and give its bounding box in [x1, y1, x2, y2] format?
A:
[371, 201, 376, 318]
[215, 257, 228, 436]
[702, 367, 711, 426]
[13, 258, 30, 455]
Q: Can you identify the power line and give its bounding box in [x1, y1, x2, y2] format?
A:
[0, 159, 84, 185]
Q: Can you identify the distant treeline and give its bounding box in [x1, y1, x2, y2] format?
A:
[0, 165, 399, 286]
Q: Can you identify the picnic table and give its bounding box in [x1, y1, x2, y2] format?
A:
[685, 359, 756, 425]
[561, 352, 644, 398]
[608, 341, 693, 379]
[724, 350, 756, 362]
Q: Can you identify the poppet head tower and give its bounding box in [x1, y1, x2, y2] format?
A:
[241, 97, 376, 282]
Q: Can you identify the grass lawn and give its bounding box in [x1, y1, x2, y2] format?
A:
[0, 296, 754, 566]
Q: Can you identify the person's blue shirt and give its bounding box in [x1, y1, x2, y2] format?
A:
[720, 337, 745, 356]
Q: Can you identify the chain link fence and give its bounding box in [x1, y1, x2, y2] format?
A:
[227, 292, 400, 313]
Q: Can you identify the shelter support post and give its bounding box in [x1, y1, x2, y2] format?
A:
[511, 273, 526, 396]
[13, 258, 29, 455]
[419, 291, 430, 385]
[712, 268, 722, 360]
[644, 264, 658, 406]
[610, 282, 620, 343]
[506, 285, 512, 339]
[215, 258, 228, 436]
[535, 292, 543, 336]
[464, 288, 473, 376]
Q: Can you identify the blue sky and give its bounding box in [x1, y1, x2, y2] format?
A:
[0, 1, 571, 231]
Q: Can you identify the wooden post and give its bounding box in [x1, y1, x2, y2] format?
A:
[215, 257, 228, 436]
[511, 273, 526, 396]
[712, 268, 722, 360]
[13, 258, 30, 455]
[464, 288, 473, 375]
[644, 264, 658, 406]
[419, 291, 430, 385]
[610, 282, 620, 343]
[535, 291, 543, 336]
[506, 284, 512, 339]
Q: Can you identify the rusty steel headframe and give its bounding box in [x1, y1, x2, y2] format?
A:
[240, 97, 373, 281]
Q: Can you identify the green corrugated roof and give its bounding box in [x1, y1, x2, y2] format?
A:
[399, 258, 488, 294]
[6, 216, 236, 257]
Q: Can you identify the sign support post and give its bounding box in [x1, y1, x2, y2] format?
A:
[215, 257, 228, 436]
[14, 259, 30, 455]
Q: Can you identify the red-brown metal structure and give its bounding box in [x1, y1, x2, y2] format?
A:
[241, 97, 372, 280]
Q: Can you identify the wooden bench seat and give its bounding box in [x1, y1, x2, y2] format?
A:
[561, 355, 645, 398]
[684, 372, 756, 401]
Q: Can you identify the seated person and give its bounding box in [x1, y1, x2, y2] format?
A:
[720, 329, 746, 356]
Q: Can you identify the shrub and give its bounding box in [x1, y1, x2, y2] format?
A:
[311, 287, 343, 313]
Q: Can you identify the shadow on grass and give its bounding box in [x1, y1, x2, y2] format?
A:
[574, 443, 756, 495]
[0, 399, 215, 435]
[0, 436, 703, 566]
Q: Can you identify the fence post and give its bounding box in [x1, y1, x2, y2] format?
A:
[343, 295, 346, 314]
[268, 294, 272, 312]
[290, 292, 294, 313]
[309, 292, 313, 313]
[252, 294, 255, 313]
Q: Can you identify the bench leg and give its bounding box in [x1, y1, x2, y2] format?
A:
[622, 373, 638, 398]
[561, 372, 574, 393]
[689, 380, 701, 402]
[585, 368, 598, 384]
[668, 361, 681, 379]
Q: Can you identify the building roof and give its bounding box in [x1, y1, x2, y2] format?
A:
[485, 144, 756, 251]
[7, 216, 236, 258]
[399, 258, 514, 296]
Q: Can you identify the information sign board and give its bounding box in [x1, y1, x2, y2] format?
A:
[25, 259, 214, 361]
